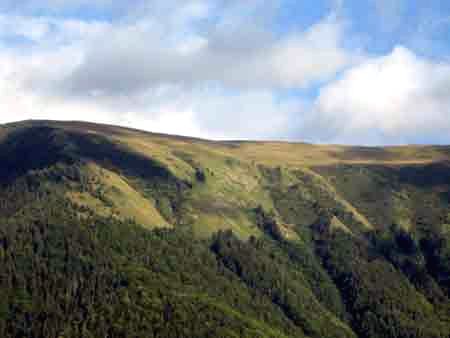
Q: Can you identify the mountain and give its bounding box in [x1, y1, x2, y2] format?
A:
[0, 120, 449, 338]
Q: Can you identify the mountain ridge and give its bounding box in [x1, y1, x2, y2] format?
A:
[4, 119, 450, 165]
[6, 118, 450, 148]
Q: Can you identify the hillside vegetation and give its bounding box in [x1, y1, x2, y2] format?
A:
[0, 120, 449, 338]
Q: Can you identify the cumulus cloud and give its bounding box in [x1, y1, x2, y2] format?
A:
[112, 88, 303, 140]
[60, 15, 355, 97]
[301, 47, 450, 144]
[0, 38, 303, 140]
[0, 56, 301, 139]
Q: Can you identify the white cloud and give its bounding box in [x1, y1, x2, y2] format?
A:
[0, 52, 113, 124]
[190, 89, 304, 139]
[302, 46, 450, 144]
[60, 14, 356, 97]
[0, 47, 303, 140]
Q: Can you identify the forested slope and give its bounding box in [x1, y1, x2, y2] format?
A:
[0, 120, 448, 338]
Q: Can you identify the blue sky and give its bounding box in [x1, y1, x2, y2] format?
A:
[0, 0, 449, 144]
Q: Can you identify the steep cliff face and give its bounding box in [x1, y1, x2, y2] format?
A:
[0, 120, 449, 338]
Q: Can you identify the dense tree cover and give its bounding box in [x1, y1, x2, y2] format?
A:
[313, 223, 449, 338]
[0, 124, 448, 338]
[0, 188, 294, 338]
[211, 231, 355, 338]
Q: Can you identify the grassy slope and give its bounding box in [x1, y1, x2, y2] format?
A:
[3, 119, 450, 239]
[67, 162, 169, 229]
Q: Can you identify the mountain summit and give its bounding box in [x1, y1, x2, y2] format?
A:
[0, 120, 449, 338]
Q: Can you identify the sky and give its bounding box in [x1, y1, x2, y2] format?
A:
[0, 0, 449, 144]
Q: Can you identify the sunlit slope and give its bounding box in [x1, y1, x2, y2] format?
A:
[3, 119, 450, 239]
[66, 162, 169, 229]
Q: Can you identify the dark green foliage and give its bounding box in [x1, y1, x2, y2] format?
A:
[314, 163, 450, 299]
[253, 206, 284, 240]
[0, 188, 293, 337]
[211, 231, 354, 338]
[313, 225, 450, 338]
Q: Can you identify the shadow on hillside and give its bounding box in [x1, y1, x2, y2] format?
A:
[0, 126, 186, 189]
